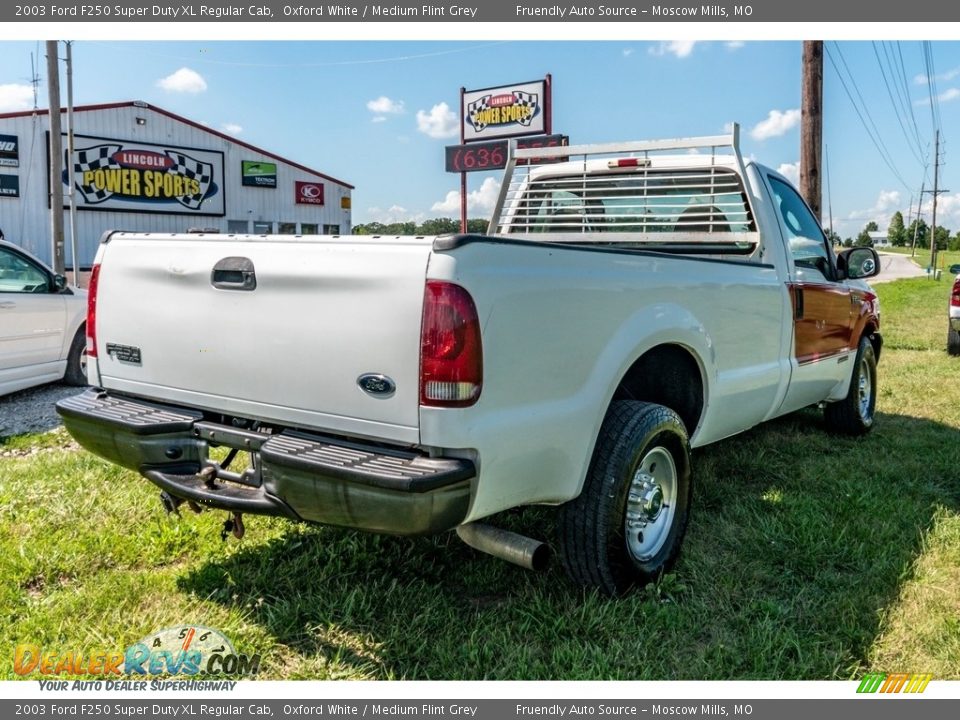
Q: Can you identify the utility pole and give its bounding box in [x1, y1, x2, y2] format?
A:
[801, 40, 823, 217]
[46, 40, 65, 275]
[911, 181, 924, 258]
[927, 130, 948, 275]
[65, 41, 79, 286]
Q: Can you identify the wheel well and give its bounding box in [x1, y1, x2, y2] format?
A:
[612, 344, 705, 435]
[864, 323, 881, 361]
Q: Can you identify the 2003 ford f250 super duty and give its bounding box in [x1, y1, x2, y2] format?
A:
[58, 126, 882, 595]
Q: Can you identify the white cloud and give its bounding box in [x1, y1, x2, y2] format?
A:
[416, 102, 458, 139]
[750, 108, 801, 141]
[914, 67, 960, 85]
[918, 193, 960, 232]
[722, 121, 735, 134]
[914, 87, 960, 106]
[726, 41, 746, 50]
[648, 41, 697, 59]
[838, 190, 907, 232]
[0, 83, 34, 112]
[365, 205, 426, 225]
[221, 123, 242, 135]
[622, 48, 635, 58]
[431, 177, 501, 215]
[777, 161, 801, 186]
[366, 96, 404, 115]
[372, 116, 387, 123]
[156, 67, 207, 94]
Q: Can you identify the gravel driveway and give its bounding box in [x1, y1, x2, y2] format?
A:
[0, 383, 83, 438]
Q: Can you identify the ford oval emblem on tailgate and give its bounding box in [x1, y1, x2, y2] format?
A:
[357, 373, 396, 398]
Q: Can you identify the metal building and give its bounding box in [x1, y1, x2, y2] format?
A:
[0, 101, 353, 268]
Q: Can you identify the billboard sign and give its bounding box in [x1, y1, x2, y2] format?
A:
[0, 174, 19, 198]
[295, 181, 324, 205]
[60, 134, 225, 216]
[462, 79, 549, 143]
[241, 160, 277, 188]
[0, 134, 19, 168]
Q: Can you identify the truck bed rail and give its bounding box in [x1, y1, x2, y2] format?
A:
[490, 124, 759, 254]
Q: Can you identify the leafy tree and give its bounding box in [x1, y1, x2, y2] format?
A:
[855, 221, 879, 247]
[906, 218, 929, 249]
[933, 225, 952, 251]
[418, 218, 461, 235]
[842, 238, 854, 248]
[887, 211, 907, 246]
[826, 229, 842, 247]
[466, 218, 489, 234]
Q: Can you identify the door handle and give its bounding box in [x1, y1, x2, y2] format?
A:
[211, 257, 257, 291]
[0, 301, 15, 309]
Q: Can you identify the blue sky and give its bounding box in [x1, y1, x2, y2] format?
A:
[0, 40, 958, 236]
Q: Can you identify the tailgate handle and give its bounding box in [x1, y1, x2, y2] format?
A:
[211, 257, 257, 291]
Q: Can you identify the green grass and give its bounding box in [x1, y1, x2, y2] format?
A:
[1, 279, 958, 680]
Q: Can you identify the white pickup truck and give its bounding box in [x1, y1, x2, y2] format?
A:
[57, 127, 882, 595]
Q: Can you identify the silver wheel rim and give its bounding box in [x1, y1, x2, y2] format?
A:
[857, 355, 873, 421]
[625, 446, 678, 562]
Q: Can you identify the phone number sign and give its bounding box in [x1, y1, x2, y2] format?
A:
[445, 134, 568, 174]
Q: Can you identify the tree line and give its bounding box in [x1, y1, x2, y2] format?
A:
[352, 218, 489, 236]
[842, 211, 960, 251]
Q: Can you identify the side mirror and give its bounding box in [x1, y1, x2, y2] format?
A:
[53, 274, 68, 291]
[838, 247, 880, 280]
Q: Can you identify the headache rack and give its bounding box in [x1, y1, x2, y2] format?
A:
[489, 123, 760, 255]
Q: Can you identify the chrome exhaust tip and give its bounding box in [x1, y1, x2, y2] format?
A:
[456, 522, 551, 572]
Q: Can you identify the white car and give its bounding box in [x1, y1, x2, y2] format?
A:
[0, 240, 88, 396]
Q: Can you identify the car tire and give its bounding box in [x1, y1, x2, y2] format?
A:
[948, 326, 960, 356]
[557, 400, 692, 596]
[824, 335, 877, 436]
[63, 327, 88, 387]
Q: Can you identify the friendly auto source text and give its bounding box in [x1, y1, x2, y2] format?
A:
[515, 5, 753, 17]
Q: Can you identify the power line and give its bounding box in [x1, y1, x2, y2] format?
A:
[824, 43, 912, 192]
[872, 41, 925, 167]
[894, 41, 927, 155]
[922, 41, 943, 137]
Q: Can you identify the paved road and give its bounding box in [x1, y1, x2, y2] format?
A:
[872, 251, 928, 284]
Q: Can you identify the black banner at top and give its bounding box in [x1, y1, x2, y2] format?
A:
[2, 0, 958, 22]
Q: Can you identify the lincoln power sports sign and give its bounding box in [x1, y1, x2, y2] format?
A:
[59, 134, 225, 216]
[462, 79, 548, 143]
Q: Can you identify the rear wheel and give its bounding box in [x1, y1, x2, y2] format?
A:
[557, 400, 692, 596]
[63, 327, 88, 386]
[948, 325, 960, 356]
[824, 335, 876, 435]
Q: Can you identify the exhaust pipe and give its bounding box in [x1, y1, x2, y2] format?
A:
[456, 522, 551, 571]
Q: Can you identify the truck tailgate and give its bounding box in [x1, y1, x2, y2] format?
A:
[93, 234, 433, 444]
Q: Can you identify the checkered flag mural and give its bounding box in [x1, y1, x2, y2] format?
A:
[74, 144, 122, 204]
[512, 92, 538, 126]
[467, 95, 492, 131]
[165, 151, 214, 210]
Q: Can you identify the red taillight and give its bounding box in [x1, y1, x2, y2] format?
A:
[420, 281, 482, 407]
[952, 278, 960, 307]
[86, 264, 101, 358]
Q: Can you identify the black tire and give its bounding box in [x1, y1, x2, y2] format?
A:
[948, 325, 960, 356]
[63, 327, 88, 386]
[557, 400, 692, 596]
[824, 335, 876, 436]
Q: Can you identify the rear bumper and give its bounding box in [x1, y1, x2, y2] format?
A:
[56, 389, 474, 536]
[950, 316, 960, 332]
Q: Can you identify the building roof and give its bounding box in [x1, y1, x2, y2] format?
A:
[0, 100, 354, 189]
